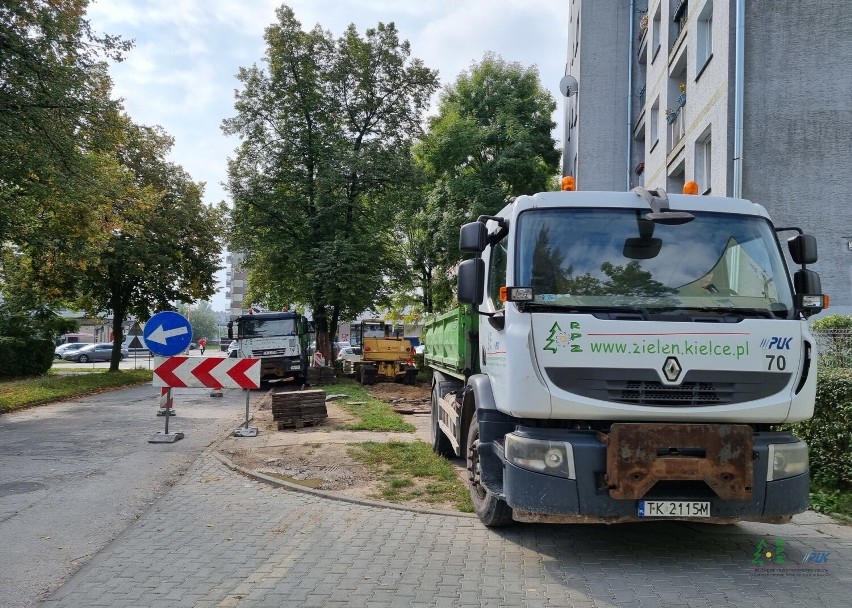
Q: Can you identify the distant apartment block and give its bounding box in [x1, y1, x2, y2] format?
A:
[564, 0, 851, 311]
[224, 251, 248, 320]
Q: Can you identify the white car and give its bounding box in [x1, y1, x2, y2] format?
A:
[337, 346, 362, 362]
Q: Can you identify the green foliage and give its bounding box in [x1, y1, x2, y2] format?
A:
[812, 314, 852, 369]
[348, 440, 473, 511]
[177, 301, 221, 343]
[412, 53, 561, 312]
[0, 337, 54, 377]
[0, 369, 152, 413]
[812, 314, 852, 330]
[786, 368, 852, 489]
[329, 379, 416, 432]
[0, 297, 78, 341]
[0, 0, 131, 254]
[808, 484, 852, 520]
[223, 5, 438, 357]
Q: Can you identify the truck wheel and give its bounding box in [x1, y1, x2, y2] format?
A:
[430, 382, 455, 458]
[467, 416, 513, 527]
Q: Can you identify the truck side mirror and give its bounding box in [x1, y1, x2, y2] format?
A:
[458, 258, 484, 305]
[460, 222, 488, 253]
[788, 234, 817, 265]
[227, 321, 233, 340]
[793, 269, 825, 317]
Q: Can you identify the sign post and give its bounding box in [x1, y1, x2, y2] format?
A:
[144, 312, 193, 443]
[152, 355, 261, 438]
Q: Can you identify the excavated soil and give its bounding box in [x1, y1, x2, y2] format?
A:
[219, 379, 467, 512]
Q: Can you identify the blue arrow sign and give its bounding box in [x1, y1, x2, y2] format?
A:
[143, 311, 193, 357]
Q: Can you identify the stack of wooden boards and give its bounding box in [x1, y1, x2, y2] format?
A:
[271, 389, 328, 429]
[306, 366, 336, 385]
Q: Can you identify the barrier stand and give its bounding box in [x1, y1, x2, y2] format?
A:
[156, 387, 176, 416]
[149, 387, 185, 443]
[232, 389, 258, 437]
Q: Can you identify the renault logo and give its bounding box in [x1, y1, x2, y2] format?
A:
[663, 356, 682, 382]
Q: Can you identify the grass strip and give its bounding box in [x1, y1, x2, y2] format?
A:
[0, 369, 153, 413]
[348, 440, 473, 512]
[329, 378, 416, 432]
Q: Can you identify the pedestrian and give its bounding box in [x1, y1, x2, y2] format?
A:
[198, 337, 207, 355]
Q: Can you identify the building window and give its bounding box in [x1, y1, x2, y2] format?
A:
[650, 99, 660, 148]
[695, 127, 712, 194]
[652, 4, 662, 61]
[697, 1, 713, 70]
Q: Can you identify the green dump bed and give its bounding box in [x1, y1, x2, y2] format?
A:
[422, 306, 479, 380]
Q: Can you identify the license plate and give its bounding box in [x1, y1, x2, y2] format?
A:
[638, 500, 711, 517]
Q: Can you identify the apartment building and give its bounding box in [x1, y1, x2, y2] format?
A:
[564, 0, 851, 311]
[224, 251, 248, 320]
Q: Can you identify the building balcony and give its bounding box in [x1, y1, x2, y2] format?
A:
[667, 106, 685, 152]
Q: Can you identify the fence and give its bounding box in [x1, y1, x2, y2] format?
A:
[812, 328, 852, 369]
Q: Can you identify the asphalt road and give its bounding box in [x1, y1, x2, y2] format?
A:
[0, 382, 255, 608]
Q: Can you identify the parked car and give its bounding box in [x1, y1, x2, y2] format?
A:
[337, 346, 362, 362]
[62, 342, 129, 363]
[54, 343, 89, 359]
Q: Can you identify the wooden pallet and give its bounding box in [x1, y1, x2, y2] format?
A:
[271, 389, 328, 429]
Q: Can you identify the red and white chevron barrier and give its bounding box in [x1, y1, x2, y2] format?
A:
[153, 356, 260, 389]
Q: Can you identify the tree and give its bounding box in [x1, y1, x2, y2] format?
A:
[223, 5, 438, 359]
[0, 0, 130, 249]
[178, 301, 220, 345]
[412, 53, 561, 312]
[70, 119, 227, 371]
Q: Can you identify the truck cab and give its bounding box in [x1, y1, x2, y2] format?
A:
[227, 311, 309, 383]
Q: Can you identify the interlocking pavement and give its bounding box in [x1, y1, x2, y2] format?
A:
[44, 449, 852, 608]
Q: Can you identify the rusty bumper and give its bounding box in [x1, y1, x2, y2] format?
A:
[602, 423, 753, 500]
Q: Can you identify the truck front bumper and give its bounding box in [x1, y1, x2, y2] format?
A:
[259, 356, 304, 379]
[487, 426, 809, 521]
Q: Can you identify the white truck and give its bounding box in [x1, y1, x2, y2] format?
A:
[423, 187, 825, 526]
[227, 311, 311, 383]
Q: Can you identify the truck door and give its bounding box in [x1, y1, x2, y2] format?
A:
[480, 238, 509, 396]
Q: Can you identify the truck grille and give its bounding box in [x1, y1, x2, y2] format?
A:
[544, 368, 791, 407]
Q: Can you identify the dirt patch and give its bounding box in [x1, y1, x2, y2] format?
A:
[221, 380, 467, 512]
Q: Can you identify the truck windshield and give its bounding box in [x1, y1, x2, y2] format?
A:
[237, 318, 297, 338]
[515, 208, 794, 316]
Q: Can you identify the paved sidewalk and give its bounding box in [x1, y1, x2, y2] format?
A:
[44, 445, 852, 607]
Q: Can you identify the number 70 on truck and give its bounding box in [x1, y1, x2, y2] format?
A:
[422, 186, 825, 526]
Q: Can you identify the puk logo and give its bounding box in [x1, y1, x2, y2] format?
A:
[760, 337, 793, 350]
[543, 321, 583, 353]
[803, 551, 830, 564]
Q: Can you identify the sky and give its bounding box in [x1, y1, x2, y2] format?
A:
[86, 0, 572, 312]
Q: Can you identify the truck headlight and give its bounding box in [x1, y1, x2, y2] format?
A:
[505, 434, 575, 479]
[767, 441, 808, 481]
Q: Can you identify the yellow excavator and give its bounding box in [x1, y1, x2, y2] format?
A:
[348, 319, 417, 385]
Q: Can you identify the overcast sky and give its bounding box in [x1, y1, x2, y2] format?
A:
[86, 0, 571, 311]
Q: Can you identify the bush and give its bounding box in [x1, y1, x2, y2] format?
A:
[812, 314, 852, 369]
[0, 336, 54, 377]
[787, 368, 852, 489]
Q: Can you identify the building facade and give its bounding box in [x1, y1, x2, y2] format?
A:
[224, 251, 249, 320]
[564, 0, 852, 311]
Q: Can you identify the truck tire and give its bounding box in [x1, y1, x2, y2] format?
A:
[430, 381, 456, 458]
[467, 416, 513, 527]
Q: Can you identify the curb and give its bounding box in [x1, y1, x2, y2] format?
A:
[212, 449, 477, 519]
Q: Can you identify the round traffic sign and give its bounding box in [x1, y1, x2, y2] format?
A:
[143, 311, 193, 357]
